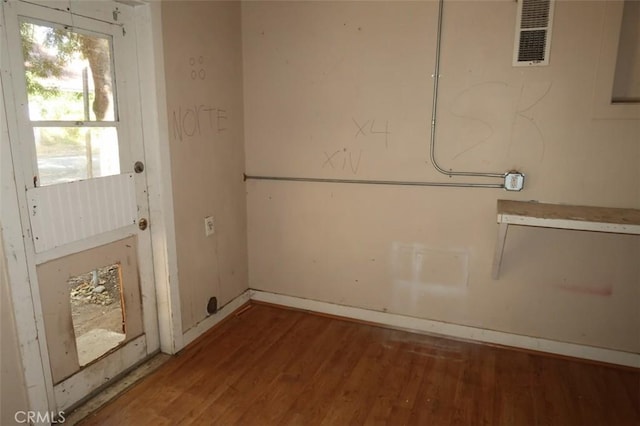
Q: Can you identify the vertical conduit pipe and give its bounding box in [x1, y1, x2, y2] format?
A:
[429, 0, 506, 179]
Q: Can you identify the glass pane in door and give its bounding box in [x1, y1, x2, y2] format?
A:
[20, 20, 116, 121]
[34, 126, 119, 186]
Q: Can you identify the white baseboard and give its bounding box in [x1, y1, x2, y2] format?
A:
[249, 290, 640, 369]
[182, 290, 252, 347]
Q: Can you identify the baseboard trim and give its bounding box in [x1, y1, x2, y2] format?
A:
[182, 290, 252, 348]
[249, 290, 639, 369]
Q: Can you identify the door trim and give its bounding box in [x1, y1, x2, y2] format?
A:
[133, 2, 183, 355]
[0, 2, 55, 413]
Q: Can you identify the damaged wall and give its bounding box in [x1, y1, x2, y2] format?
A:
[161, 1, 248, 332]
[242, 1, 639, 352]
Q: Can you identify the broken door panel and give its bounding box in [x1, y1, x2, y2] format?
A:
[37, 236, 142, 384]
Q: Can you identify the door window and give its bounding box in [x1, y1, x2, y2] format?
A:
[19, 20, 120, 186]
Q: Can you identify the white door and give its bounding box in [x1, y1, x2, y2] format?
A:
[1, 0, 159, 411]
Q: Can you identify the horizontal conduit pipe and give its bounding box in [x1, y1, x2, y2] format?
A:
[243, 174, 504, 189]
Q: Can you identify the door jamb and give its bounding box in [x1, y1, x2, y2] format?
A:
[133, 2, 184, 354]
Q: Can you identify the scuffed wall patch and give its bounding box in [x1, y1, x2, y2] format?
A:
[390, 243, 469, 290]
[554, 282, 613, 297]
[389, 243, 470, 313]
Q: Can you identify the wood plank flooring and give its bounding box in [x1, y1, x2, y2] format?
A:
[80, 303, 640, 426]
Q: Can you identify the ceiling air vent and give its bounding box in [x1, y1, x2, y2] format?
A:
[513, 0, 555, 66]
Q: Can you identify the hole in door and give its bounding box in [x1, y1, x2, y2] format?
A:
[68, 263, 125, 366]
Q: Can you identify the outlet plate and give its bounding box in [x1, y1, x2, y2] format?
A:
[204, 216, 215, 236]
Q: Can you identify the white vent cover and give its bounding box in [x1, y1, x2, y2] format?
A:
[513, 0, 555, 66]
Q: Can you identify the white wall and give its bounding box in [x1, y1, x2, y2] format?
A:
[242, 1, 639, 353]
[161, 1, 249, 332]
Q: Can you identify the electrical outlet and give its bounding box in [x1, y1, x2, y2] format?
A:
[204, 216, 215, 236]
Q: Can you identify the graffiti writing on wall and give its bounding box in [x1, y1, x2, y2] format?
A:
[320, 117, 391, 175]
[172, 104, 227, 142]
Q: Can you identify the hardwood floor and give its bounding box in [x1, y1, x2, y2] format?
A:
[80, 303, 639, 426]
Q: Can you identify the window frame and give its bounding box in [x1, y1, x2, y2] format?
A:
[592, 0, 640, 120]
[5, 1, 134, 188]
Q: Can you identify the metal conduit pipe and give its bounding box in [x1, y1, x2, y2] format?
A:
[243, 174, 504, 189]
[429, 0, 505, 179]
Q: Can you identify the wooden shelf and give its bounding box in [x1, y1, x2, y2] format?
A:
[492, 200, 640, 279]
